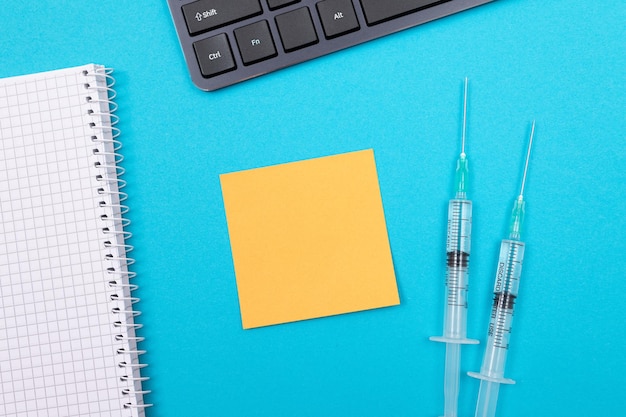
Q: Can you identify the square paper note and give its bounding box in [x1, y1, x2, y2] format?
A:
[220, 149, 399, 329]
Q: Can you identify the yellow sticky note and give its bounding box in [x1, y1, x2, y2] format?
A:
[220, 149, 399, 329]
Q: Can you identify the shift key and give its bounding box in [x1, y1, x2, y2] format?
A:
[183, 0, 263, 36]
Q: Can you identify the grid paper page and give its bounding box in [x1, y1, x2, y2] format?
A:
[0, 65, 143, 417]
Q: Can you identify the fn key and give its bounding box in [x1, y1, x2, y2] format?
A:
[234, 20, 277, 65]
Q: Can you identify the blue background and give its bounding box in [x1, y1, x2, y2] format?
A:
[2, 1, 625, 416]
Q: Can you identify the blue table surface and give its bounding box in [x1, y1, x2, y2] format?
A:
[2, 1, 625, 416]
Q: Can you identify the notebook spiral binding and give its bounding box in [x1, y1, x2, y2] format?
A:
[83, 66, 152, 412]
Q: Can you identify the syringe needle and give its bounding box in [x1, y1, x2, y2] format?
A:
[461, 77, 468, 157]
[430, 78, 478, 417]
[454, 78, 470, 199]
[519, 120, 535, 198]
[468, 122, 537, 417]
[509, 121, 535, 240]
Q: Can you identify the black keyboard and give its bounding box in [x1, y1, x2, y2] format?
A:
[167, 0, 495, 91]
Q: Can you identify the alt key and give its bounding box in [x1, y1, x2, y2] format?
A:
[316, 0, 359, 39]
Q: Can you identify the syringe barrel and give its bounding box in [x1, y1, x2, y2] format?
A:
[443, 199, 472, 339]
[479, 239, 525, 378]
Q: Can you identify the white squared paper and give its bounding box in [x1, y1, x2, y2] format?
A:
[0, 64, 146, 417]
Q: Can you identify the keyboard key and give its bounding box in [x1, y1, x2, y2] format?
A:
[234, 20, 278, 65]
[275, 7, 319, 52]
[183, 0, 262, 36]
[316, 0, 360, 39]
[267, 0, 300, 10]
[359, 0, 441, 25]
[193, 33, 237, 77]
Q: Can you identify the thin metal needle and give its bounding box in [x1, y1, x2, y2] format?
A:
[519, 121, 535, 198]
[461, 77, 468, 157]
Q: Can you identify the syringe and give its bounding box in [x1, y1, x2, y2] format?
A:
[430, 78, 479, 417]
[467, 121, 536, 417]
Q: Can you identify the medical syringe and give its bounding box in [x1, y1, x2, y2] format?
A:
[467, 121, 536, 417]
[430, 78, 479, 417]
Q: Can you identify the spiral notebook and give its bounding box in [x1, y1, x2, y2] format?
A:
[0, 64, 150, 416]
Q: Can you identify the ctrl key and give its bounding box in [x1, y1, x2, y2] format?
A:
[193, 33, 236, 78]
